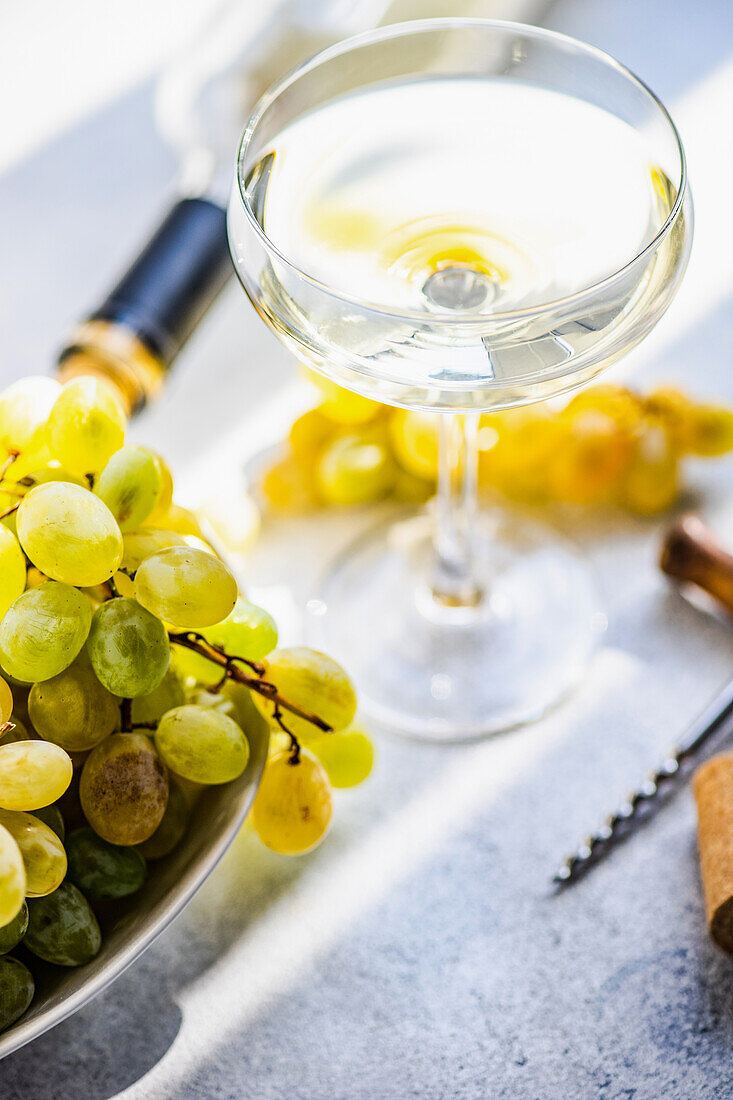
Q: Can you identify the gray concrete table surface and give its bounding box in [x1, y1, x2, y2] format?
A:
[3, 1, 733, 1097]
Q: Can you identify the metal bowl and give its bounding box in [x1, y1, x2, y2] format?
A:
[0, 720, 269, 1060]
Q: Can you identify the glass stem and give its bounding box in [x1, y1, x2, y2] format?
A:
[432, 413, 482, 607]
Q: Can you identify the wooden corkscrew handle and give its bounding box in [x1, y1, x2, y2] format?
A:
[660, 513, 733, 615]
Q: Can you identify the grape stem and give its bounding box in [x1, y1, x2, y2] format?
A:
[168, 631, 333, 738]
[0, 721, 15, 736]
[272, 703, 301, 764]
[0, 451, 19, 481]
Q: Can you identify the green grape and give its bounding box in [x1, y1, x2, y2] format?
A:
[310, 727, 374, 788]
[32, 804, 65, 841]
[0, 528, 26, 622]
[155, 705, 249, 784]
[0, 582, 92, 683]
[130, 666, 185, 725]
[0, 740, 73, 810]
[0, 824, 25, 926]
[94, 445, 162, 531]
[173, 598, 278, 684]
[0, 809, 67, 897]
[253, 648, 357, 744]
[87, 597, 170, 697]
[0, 957, 34, 1032]
[134, 546, 238, 630]
[25, 881, 101, 967]
[252, 749, 332, 855]
[143, 449, 174, 521]
[80, 733, 168, 845]
[66, 827, 147, 899]
[121, 527, 185, 572]
[148, 502, 202, 538]
[45, 376, 126, 476]
[17, 482, 123, 587]
[136, 779, 188, 859]
[0, 376, 60, 453]
[29, 665, 119, 752]
[316, 432, 396, 505]
[0, 675, 12, 725]
[0, 900, 28, 954]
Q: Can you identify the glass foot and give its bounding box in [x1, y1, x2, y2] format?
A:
[306, 509, 605, 741]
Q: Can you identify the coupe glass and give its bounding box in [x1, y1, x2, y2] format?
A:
[228, 19, 692, 739]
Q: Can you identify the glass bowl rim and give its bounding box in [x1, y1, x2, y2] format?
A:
[233, 16, 688, 327]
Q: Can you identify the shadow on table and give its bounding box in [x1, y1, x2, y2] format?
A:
[0, 832, 311, 1099]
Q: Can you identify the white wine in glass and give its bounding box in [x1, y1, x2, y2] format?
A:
[228, 20, 692, 739]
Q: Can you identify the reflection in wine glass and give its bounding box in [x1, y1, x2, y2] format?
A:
[228, 19, 692, 739]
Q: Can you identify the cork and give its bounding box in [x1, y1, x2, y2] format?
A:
[693, 753, 733, 953]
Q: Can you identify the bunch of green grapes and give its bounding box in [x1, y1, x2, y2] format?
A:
[259, 373, 733, 517]
[0, 374, 373, 1034]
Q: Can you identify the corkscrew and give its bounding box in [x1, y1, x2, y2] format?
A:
[554, 515, 733, 886]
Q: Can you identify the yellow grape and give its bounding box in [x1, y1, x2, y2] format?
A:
[479, 406, 562, 502]
[252, 749, 332, 855]
[253, 647, 357, 744]
[45, 377, 126, 475]
[149, 503, 203, 539]
[391, 468, 434, 504]
[261, 455, 318, 513]
[561, 384, 641, 426]
[389, 410, 440, 479]
[0, 740, 73, 810]
[0, 376, 60, 454]
[316, 433, 395, 505]
[289, 407, 337, 458]
[16, 482, 124, 586]
[620, 417, 679, 515]
[309, 374, 380, 425]
[0, 824, 25, 926]
[0, 676, 12, 725]
[684, 403, 733, 457]
[0, 809, 67, 897]
[550, 410, 631, 504]
[310, 727, 374, 788]
[0, 526, 25, 621]
[121, 527, 186, 572]
[643, 387, 690, 448]
[134, 546, 238, 629]
[25, 568, 50, 590]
